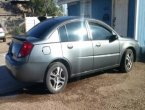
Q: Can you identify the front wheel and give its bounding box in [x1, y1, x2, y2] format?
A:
[45, 62, 68, 94]
[120, 49, 134, 73]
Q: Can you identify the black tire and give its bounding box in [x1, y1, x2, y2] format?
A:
[120, 49, 134, 73]
[45, 62, 68, 94]
[3, 37, 6, 42]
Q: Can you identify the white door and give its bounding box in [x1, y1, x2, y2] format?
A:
[113, 0, 129, 36]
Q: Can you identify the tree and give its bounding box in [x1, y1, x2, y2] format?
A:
[28, 0, 63, 16]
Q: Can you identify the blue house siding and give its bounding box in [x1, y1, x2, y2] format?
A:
[91, 0, 112, 25]
[127, 0, 136, 38]
[137, 0, 145, 54]
[66, 0, 145, 50]
[68, 1, 80, 16]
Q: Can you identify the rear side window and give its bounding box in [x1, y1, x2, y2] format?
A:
[66, 21, 88, 42]
[89, 22, 113, 40]
[59, 26, 68, 42]
[27, 19, 60, 39]
[59, 21, 89, 42]
[27, 21, 53, 38]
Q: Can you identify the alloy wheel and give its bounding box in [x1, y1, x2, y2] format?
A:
[125, 51, 134, 71]
[49, 67, 66, 91]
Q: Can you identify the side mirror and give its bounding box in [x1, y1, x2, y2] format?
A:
[109, 35, 118, 41]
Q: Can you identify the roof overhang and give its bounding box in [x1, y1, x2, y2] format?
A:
[10, 0, 30, 4]
[57, 0, 79, 5]
[10, 0, 30, 1]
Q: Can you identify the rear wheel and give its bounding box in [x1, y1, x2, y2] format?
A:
[3, 37, 6, 42]
[45, 62, 68, 94]
[120, 49, 134, 73]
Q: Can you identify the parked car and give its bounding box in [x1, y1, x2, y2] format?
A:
[5, 16, 139, 94]
[0, 24, 6, 42]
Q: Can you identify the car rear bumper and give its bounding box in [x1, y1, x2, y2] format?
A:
[5, 54, 46, 82]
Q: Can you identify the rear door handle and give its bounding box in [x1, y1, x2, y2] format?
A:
[67, 44, 73, 49]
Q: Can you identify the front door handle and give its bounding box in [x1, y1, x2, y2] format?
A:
[67, 44, 73, 49]
[96, 42, 101, 47]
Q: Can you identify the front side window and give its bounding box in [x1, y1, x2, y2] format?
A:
[66, 21, 88, 42]
[89, 22, 113, 40]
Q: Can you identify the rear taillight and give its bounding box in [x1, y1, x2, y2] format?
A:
[18, 41, 33, 58]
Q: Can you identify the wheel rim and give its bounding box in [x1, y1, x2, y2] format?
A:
[49, 67, 65, 91]
[125, 51, 133, 71]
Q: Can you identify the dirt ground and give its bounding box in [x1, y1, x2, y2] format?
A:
[0, 62, 144, 110]
[0, 37, 11, 53]
[0, 38, 145, 110]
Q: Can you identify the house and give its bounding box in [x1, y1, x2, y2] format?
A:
[58, 0, 145, 55]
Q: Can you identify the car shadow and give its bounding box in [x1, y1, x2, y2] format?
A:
[0, 65, 49, 96]
[139, 58, 145, 63]
[7, 42, 11, 46]
[69, 68, 123, 83]
[0, 66, 27, 97]
[22, 68, 124, 95]
[0, 65, 124, 96]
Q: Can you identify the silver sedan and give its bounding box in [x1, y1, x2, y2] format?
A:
[6, 16, 139, 94]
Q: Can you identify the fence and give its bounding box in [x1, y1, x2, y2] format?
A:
[25, 16, 52, 32]
[0, 15, 53, 36]
[0, 15, 25, 36]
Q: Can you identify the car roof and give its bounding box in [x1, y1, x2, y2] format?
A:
[43, 16, 80, 26]
[44, 16, 110, 28]
[48, 16, 118, 36]
[46, 16, 81, 22]
[44, 16, 102, 25]
[45, 16, 112, 30]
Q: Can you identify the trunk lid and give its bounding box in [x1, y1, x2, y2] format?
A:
[9, 35, 37, 61]
[9, 36, 26, 60]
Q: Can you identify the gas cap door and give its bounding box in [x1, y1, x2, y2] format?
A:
[42, 46, 51, 55]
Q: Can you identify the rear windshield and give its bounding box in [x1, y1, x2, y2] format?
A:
[27, 19, 59, 38]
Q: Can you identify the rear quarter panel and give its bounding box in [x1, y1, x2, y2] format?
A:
[28, 43, 63, 81]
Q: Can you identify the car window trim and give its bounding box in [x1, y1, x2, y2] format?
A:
[58, 25, 69, 42]
[87, 20, 117, 41]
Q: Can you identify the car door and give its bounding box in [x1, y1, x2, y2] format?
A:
[58, 20, 93, 75]
[88, 21, 120, 69]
